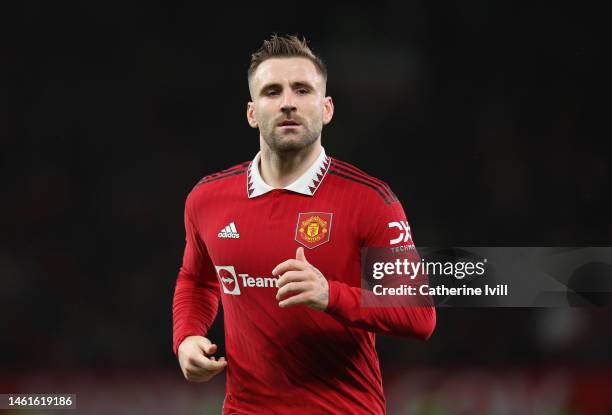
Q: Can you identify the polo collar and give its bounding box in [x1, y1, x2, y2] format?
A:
[247, 147, 331, 198]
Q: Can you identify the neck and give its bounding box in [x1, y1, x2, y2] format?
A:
[259, 137, 322, 188]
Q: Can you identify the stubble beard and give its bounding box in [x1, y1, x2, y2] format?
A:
[262, 120, 321, 155]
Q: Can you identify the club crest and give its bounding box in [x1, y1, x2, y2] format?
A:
[295, 212, 333, 249]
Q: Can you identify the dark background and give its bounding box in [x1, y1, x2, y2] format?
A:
[1, 1, 610, 414]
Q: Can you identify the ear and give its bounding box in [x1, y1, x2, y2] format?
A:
[246, 102, 258, 128]
[322, 96, 334, 125]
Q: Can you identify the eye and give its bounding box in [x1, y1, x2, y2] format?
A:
[265, 89, 280, 96]
[296, 88, 309, 95]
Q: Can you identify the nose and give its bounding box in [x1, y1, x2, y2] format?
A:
[280, 91, 297, 114]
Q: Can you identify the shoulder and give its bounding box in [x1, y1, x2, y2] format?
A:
[192, 160, 251, 190]
[328, 157, 398, 206]
[186, 160, 250, 202]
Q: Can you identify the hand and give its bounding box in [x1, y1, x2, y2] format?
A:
[273, 247, 329, 311]
[177, 336, 227, 382]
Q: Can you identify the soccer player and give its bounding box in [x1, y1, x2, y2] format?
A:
[172, 34, 436, 414]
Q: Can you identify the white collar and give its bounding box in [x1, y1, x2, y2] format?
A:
[247, 147, 331, 198]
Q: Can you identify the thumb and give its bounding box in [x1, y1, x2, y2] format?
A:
[296, 246, 309, 263]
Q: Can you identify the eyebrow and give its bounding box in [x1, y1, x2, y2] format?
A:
[259, 81, 315, 95]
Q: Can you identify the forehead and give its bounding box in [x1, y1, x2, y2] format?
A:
[251, 57, 323, 90]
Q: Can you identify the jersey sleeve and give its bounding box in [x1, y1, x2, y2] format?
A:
[172, 193, 221, 355]
[325, 193, 436, 340]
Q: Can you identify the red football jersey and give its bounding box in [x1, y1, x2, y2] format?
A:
[173, 148, 436, 414]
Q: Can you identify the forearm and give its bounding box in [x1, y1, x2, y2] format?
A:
[326, 280, 436, 340]
[172, 270, 220, 355]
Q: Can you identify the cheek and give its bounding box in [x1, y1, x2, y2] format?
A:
[256, 105, 275, 123]
[304, 102, 324, 122]
[312, 106, 326, 125]
[253, 108, 267, 126]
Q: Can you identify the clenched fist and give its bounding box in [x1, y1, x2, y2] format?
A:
[177, 336, 227, 382]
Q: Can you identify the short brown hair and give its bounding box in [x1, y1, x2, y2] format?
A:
[248, 34, 327, 81]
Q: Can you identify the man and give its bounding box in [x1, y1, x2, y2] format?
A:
[172, 34, 436, 414]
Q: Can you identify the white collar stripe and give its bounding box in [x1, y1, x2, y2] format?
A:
[247, 148, 330, 198]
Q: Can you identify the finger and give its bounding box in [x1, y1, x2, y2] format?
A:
[203, 357, 227, 370]
[186, 366, 217, 378]
[204, 360, 227, 372]
[272, 259, 308, 276]
[209, 356, 227, 368]
[277, 270, 309, 288]
[295, 247, 309, 264]
[189, 354, 227, 371]
[276, 281, 312, 301]
[209, 355, 227, 363]
[278, 291, 312, 308]
[197, 338, 216, 355]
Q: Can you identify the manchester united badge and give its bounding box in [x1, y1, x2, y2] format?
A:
[295, 212, 333, 249]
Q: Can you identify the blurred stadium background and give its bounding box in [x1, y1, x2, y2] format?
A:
[1, 1, 610, 414]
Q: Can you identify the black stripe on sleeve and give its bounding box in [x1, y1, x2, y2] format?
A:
[194, 162, 251, 187]
[331, 159, 398, 202]
[329, 163, 397, 202]
[329, 169, 392, 204]
[194, 169, 247, 189]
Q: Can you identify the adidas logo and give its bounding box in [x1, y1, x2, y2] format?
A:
[218, 222, 240, 239]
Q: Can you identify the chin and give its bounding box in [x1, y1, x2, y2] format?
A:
[276, 142, 309, 154]
[268, 135, 309, 152]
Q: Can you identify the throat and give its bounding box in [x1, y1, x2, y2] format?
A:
[259, 145, 321, 189]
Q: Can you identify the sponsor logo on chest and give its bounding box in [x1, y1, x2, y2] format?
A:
[214, 265, 278, 296]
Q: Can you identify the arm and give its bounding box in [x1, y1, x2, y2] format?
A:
[326, 278, 436, 340]
[172, 194, 221, 355]
[326, 197, 436, 340]
[172, 194, 227, 382]
[274, 194, 436, 340]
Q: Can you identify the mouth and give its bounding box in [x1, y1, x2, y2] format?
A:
[277, 120, 301, 128]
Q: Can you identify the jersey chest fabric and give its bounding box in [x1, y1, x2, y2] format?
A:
[173, 151, 437, 415]
[190, 169, 385, 414]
